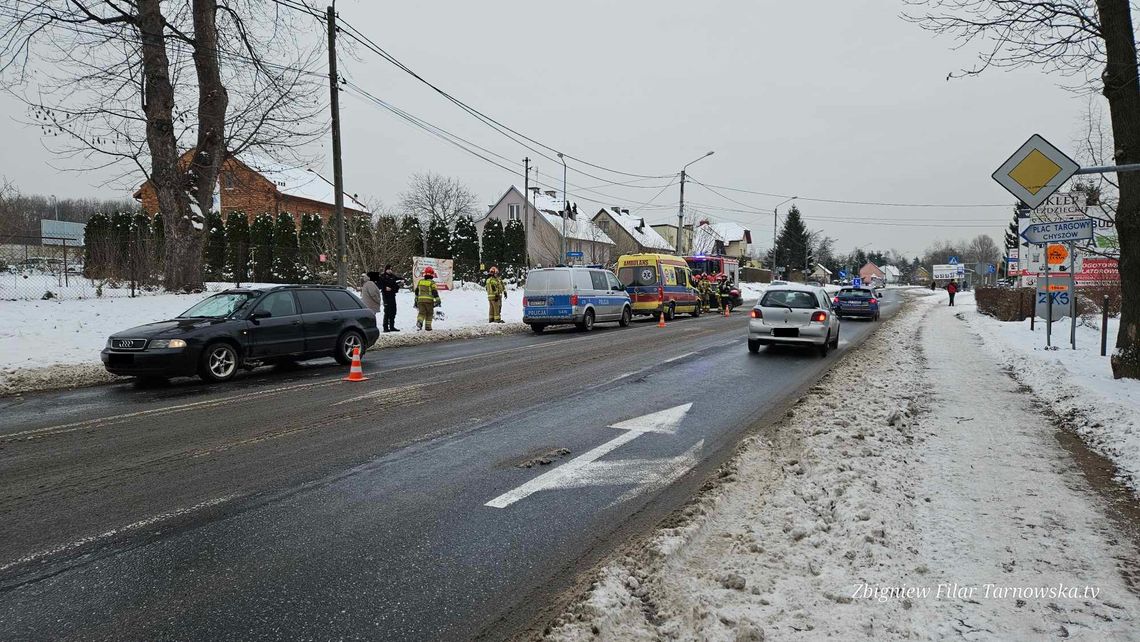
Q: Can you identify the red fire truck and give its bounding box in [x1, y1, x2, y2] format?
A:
[684, 255, 744, 309]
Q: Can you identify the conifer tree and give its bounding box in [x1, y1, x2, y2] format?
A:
[481, 218, 506, 268]
[425, 217, 451, 259]
[224, 212, 251, 283]
[202, 211, 226, 281]
[504, 219, 526, 277]
[271, 212, 299, 283]
[249, 212, 275, 283]
[83, 212, 111, 278]
[297, 213, 323, 283]
[451, 215, 480, 281]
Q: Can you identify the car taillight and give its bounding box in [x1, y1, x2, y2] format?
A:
[658, 286, 664, 302]
[869, 298, 877, 304]
[833, 296, 839, 304]
[522, 297, 528, 306]
[750, 309, 762, 319]
[570, 294, 578, 306]
[811, 311, 827, 323]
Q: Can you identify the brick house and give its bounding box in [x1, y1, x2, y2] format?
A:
[859, 262, 886, 283]
[134, 152, 369, 223]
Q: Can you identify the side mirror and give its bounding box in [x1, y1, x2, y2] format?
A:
[250, 310, 271, 321]
[616, 284, 626, 291]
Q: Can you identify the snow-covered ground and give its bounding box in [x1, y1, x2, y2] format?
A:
[547, 294, 1140, 640]
[0, 281, 525, 395]
[924, 290, 1140, 495]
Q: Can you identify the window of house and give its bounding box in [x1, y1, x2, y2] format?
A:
[508, 203, 521, 221]
[223, 173, 236, 189]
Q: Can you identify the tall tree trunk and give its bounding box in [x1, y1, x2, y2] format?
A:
[136, 0, 194, 291]
[1097, 0, 1140, 378]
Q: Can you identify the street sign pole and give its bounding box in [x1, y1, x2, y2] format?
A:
[1070, 240, 1076, 350]
[1044, 260, 1051, 348]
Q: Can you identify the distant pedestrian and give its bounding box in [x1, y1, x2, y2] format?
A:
[947, 280, 958, 307]
[378, 264, 402, 332]
[361, 271, 382, 314]
[485, 266, 506, 323]
[414, 267, 442, 331]
[930, 281, 936, 291]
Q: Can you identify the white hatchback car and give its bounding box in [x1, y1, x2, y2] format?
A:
[748, 285, 841, 356]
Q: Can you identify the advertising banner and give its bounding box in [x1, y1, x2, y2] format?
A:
[412, 256, 455, 291]
[932, 264, 958, 281]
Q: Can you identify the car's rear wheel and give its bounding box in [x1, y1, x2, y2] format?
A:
[830, 328, 840, 349]
[748, 339, 761, 353]
[576, 309, 595, 332]
[198, 342, 239, 383]
[691, 301, 702, 318]
[530, 323, 546, 333]
[618, 306, 632, 327]
[335, 330, 365, 365]
[664, 302, 676, 321]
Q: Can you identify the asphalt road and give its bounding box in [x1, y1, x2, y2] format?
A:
[0, 291, 902, 640]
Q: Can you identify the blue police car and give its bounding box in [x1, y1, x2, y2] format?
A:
[522, 267, 632, 333]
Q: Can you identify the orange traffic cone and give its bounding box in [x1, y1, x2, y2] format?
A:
[724, 304, 730, 317]
[343, 345, 368, 382]
[657, 311, 667, 328]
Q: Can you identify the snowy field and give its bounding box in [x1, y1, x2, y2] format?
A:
[925, 290, 1140, 495]
[547, 293, 1139, 640]
[0, 281, 524, 395]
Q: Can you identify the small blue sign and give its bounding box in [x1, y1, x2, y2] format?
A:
[948, 256, 959, 265]
[838, 270, 847, 278]
[852, 277, 862, 288]
[987, 264, 996, 274]
[566, 251, 584, 258]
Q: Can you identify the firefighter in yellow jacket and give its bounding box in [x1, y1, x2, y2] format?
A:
[414, 267, 442, 331]
[485, 266, 506, 323]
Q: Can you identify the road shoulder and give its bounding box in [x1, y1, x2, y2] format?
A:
[542, 295, 1140, 640]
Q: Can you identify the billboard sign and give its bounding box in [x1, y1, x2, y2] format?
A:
[932, 264, 958, 280]
[412, 256, 455, 291]
[40, 220, 85, 246]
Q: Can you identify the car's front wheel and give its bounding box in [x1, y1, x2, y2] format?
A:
[335, 330, 365, 365]
[198, 342, 239, 383]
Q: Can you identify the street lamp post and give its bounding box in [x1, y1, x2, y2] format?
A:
[677, 151, 714, 254]
[771, 196, 797, 272]
[50, 194, 58, 221]
[558, 153, 567, 263]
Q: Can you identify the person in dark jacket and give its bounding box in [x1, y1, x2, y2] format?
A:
[378, 264, 403, 332]
[946, 280, 958, 307]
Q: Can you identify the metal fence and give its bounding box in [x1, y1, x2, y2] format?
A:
[0, 236, 105, 300]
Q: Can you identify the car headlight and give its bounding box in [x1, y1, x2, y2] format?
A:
[149, 338, 187, 349]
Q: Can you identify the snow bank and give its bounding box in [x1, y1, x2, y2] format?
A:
[0, 281, 526, 396]
[546, 298, 1140, 640]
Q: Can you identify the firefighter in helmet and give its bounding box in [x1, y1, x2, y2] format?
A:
[697, 274, 712, 312]
[717, 273, 731, 311]
[415, 267, 442, 331]
[486, 266, 506, 323]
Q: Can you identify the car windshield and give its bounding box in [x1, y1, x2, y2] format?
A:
[839, 288, 873, 299]
[686, 258, 718, 276]
[760, 290, 818, 309]
[618, 266, 658, 287]
[178, 292, 256, 318]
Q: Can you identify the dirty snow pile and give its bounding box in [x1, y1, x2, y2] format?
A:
[547, 296, 1139, 640]
[950, 292, 1140, 496]
[0, 281, 526, 395]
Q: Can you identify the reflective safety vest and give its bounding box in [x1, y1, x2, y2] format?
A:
[486, 276, 504, 300]
[415, 278, 441, 304]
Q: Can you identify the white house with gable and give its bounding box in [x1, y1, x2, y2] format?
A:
[477, 185, 616, 267]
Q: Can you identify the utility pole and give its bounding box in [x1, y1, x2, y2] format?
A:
[523, 157, 530, 266]
[327, 3, 347, 286]
[558, 153, 567, 262]
[677, 169, 687, 254]
[678, 152, 714, 255]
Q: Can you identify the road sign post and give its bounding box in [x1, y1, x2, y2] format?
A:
[1070, 241, 1076, 350]
[1045, 264, 1051, 348]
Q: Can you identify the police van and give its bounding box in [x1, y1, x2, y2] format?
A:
[522, 266, 632, 333]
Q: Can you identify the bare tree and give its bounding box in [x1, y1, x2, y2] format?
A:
[0, 1, 325, 291]
[397, 172, 478, 228]
[904, 0, 1140, 379]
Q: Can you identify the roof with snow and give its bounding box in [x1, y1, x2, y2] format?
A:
[691, 221, 752, 253]
[595, 207, 674, 251]
[882, 265, 901, 277]
[238, 156, 370, 213]
[539, 212, 615, 244]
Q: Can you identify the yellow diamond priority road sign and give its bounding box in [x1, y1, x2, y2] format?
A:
[992, 134, 1079, 209]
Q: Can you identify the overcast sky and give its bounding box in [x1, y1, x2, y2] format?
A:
[0, 0, 1096, 256]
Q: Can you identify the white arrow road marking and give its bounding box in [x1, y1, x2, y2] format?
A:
[485, 403, 696, 509]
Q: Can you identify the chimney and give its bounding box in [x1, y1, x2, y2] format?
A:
[621, 208, 630, 215]
[529, 186, 540, 195]
[635, 218, 646, 232]
[544, 190, 557, 198]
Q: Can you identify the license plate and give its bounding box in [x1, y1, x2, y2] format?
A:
[528, 298, 547, 306]
[773, 328, 799, 337]
[108, 353, 134, 365]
